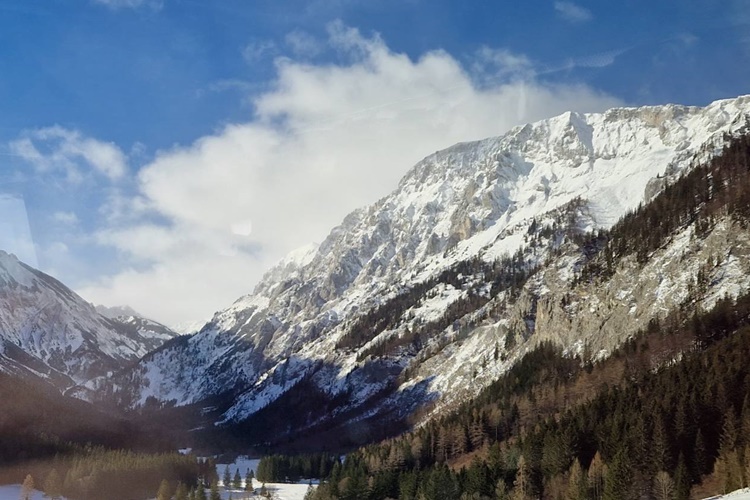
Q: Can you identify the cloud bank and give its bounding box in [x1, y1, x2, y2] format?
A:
[53, 24, 620, 327]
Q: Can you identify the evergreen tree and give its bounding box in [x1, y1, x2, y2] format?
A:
[566, 459, 587, 500]
[673, 453, 690, 500]
[465, 456, 490, 497]
[512, 455, 531, 500]
[495, 479, 509, 500]
[209, 480, 221, 500]
[304, 484, 316, 500]
[233, 468, 242, 489]
[603, 449, 632, 500]
[693, 428, 708, 479]
[43, 469, 62, 500]
[196, 482, 207, 500]
[721, 412, 740, 456]
[223, 466, 231, 488]
[245, 469, 253, 491]
[19, 474, 34, 500]
[714, 449, 743, 493]
[421, 464, 459, 500]
[175, 482, 189, 500]
[651, 414, 671, 473]
[157, 479, 172, 500]
[588, 452, 606, 500]
[399, 470, 418, 500]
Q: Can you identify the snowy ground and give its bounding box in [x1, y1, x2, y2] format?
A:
[0, 485, 63, 499]
[220, 482, 312, 500]
[708, 488, 750, 500]
[216, 456, 315, 500]
[0, 480, 311, 500]
[0, 478, 746, 500]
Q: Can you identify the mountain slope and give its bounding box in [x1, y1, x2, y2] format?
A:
[107, 95, 750, 444]
[0, 251, 177, 388]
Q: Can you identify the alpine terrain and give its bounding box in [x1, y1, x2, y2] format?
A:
[0, 250, 178, 391]
[94, 94, 750, 450]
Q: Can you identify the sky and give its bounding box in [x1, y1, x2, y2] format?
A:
[0, 0, 748, 329]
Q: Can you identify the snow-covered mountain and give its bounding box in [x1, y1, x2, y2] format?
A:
[0, 251, 178, 388]
[95, 304, 142, 319]
[105, 96, 750, 441]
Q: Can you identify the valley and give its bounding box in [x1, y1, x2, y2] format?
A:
[4, 97, 750, 498]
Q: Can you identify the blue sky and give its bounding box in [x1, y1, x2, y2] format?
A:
[0, 0, 748, 326]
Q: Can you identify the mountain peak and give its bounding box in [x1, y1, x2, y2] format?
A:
[106, 95, 750, 432]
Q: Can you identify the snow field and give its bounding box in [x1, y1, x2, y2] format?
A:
[216, 457, 315, 500]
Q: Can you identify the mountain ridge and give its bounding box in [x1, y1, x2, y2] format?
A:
[0, 250, 178, 389]
[91, 95, 750, 444]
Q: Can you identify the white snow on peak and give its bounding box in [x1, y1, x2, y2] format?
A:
[118, 94, 750, 422]
[0, 250, 37, 288]
[0, 251, 175, 386]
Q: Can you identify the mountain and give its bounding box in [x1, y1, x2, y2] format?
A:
[0, 251, 178, 389]
[95, 304, 142, 319]
[104, 95, 750, 447]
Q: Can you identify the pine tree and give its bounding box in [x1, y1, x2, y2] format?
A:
[157, 479, 172, 500]
[44, 469, 62, 500]
[566, 458, 587, 500]
[233, 468, 242, 489]
[495, 479, 509, 500]
[210, 480, 221, 500]
[720, 412, 740, 456]
[603, 449, 631, 500]
[588, 452, 606, 500]
[652, 415, 671, 473]
[19, 474, 34, 500]
[694, 429, 708, 478]
[714, 448, 743, 493]
[673, 453, 690, 500]
[245, 469, 254, 490]
[223, 466, 231, 488]
[196, 482, 207, 500]
[513, 455, 531, 500]
[175, 482, 189, 500]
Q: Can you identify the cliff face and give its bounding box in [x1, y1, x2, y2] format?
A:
[103, 96, 750, 440]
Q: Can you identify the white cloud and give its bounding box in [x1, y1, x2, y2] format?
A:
[9, 126, 128, 183]
[52, 211, 79, 226]
[285, 30, 323, 58]
[554, 1, 593, 23]
[78, 23, 622, 327]
[242, 40, 278, 63]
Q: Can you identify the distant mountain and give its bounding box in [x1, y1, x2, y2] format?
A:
[95, 304, 142, 319]
[0, 251, 177, 390]
[102, 96, 750, 448]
